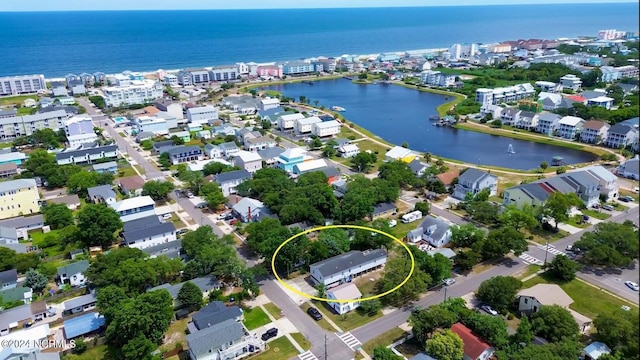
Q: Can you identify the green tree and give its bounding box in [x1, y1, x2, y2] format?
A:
[540, 161, 549, 170]
[530, 305, 580, 342]
[481, 226, 527, 259]
[547, 255, 580, 281]
[410, 304, 459, 346]
[593, 308, 639, 359]
[465, 312, 510, 348]
[317, 228, 350, 257]
[573, 221, 639, 268]
[425, 329, 464, 360]
[199, 182, 226, 209]
[372, 347, 403, 360]
[542, 192, 582, 230]
[476, 276, 522, 312]
[414, 201, 430, 216]
[309, 137, 323, 149]
[499, 204, 538, 231]
[97, 285, 128, 323]
[141, 180, 175, 200]
[76, 204, 123, 248]
[66, 170, 97, 196]
[466, 201, 500, 225]
[450, 223, 485, 248]
[453, 250, 482, 272]
[43, 203, 74, 230]
[511, 315, 534, 346]
[120, 335, 158, 360]
[202, 162, 239, 176]
[357, 299, 382, 316]
[322, 144, 337, 158]
[379, 257, 431, 306]
[177, 281, 204, 311]
[170, 135, 185, 145]
[379, 160, 416, 187]
[351, 152, 377, 172]
[158, 152, 172, 169]
[24, 269, 48, 294]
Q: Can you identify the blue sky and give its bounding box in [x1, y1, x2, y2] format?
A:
[0, 0, 636, 11]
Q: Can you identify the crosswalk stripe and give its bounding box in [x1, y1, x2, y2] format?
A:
[337, 332, 362, 350]
[299, 351, 318, 360]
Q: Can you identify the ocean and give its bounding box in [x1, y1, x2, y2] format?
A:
[0, 3, 638, 77]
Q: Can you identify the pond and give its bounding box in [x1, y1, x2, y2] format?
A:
[265, 79, 598, 170]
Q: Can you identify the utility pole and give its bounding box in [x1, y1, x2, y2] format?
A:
[444, 285, 448, 301]
[543, 237, 550, 268]
[324, 334, 328, 360]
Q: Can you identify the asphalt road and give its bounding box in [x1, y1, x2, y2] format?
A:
[260, 280, 356, 360]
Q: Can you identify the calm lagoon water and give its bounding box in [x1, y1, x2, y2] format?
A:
[267, 79, 597, 170]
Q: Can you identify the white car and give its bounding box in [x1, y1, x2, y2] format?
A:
[442, 278, 455, 286]
[625, 281, 639, 291]
[481, 305, 499, 316]
[388, 219, 397, 228]
[162, 214, 172, 220]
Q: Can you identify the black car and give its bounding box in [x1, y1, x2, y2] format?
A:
[307, 307, 323, 321]
[261, 328, 278, 341]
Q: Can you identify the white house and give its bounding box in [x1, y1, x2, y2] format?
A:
[260, 98, 280, 111]
[233, 151, 263, 173]
[133, 115, 170, 136]
[583, 165, 619, 200]
[536, 112, 561, 135]
[278, 113, 305, 130]
[406, 216, 453, 248]
[186, 319, 264, 360]
[580, 120, 610, 144]
[312, 120, 341, 137]
[452, 168, 498, 200]
[604, 124, 635, 149]
[326, 283, 362, 315]
[587, 96, 615, 110]
[559, 74, 582, 91]
[56, 260, 89, 287]
[557, 116, 585, 139]
[110, 196, 156, 222]
[187, 106, 218, 126]
[310, 249, 387, 288]
[214, 169, 251, 197]
[295, 116, 322, 134]
[617, 156, 639, 180]
[538, 92, 563, 110]
[384, 146, 415, 162]
[122, 215, 176, 250]
[338, 144, 360, 158]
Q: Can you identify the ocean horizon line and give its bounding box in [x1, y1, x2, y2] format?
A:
[2, 2, 638, 13]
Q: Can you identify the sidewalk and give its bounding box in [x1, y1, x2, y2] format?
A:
[257, 302, 306, 354]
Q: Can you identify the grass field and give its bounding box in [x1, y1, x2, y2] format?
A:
[248, 337, 298, 360]
[581, 209, 611, 220]
[290, 332, 311, 351]
[263, 302, 282, 320]
[361, 327, 408, 355]
[72, 344, 117, 360]
[0, 95, 38, 107]
[315, 301, 383, 332]
[243, 307, 272, 330]
[300, 303, 337, 332]
[523, 274, 636, 319]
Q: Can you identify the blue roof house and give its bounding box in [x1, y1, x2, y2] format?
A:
[63, 312, 106, 339]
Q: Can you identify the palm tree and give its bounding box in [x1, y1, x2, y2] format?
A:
[314, 100, 319, 107]
[423, 152, 432, 163]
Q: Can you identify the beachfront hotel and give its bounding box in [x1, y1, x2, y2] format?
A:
[475, 83, 536, 105]
[0, 74, 46, 96]
[102, 79, 164, 107]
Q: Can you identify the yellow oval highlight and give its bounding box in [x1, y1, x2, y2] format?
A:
[271, 224, 415, 303]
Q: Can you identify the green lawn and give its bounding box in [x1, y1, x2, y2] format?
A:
[566, 215, 590, 229]
[300, 303, 337, 332]
[116, 165, 138, 178]
[160, 317, 190, 352]
[27, 229, 73, 257]
[582, 209, 611, 220]
[523, 274, 636, 319]
[243, 307, 271, 330]
[361, 327, 408, 355]
[263, 302, 282, 320]
[0, 95, 37, 107]
[315, 301, 383, 331]
[525, 227, 568, 245]
[290, 332, 311, 351]
[248, 337, 298, 360]
[516, 264, 542, 280]
[72, 344, 118, 360]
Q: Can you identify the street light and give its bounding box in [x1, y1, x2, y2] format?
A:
[543, 237, 550, 268]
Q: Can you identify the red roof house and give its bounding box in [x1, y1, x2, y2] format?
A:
[450, 322, 495, 360]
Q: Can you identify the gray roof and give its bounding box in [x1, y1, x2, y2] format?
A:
[0, 179, 37, 193]
[608, 124, 633, 135]
[219, 141, 239, 151]
[56, 260, 89, 277]
[408, 159, 426, 174]
[310, 249, 388, 278]
[257, 147, 285, 160]
[87, 185, 116, 201]
[415, 216, 451, 242]
[55, 144, 117, 161]
[319, 166, 340, 178]
[192, 301, 243, 330]
[0, 109, 17, 117]
[147, 275, 220, 300]
[153, 140, 176, 152]
[0, 243, 27, 253]
[538, 112, 561, 123]
[141, 239, 182, 256]
[0, 109, 67, 126]
[166, 145, 203, 156]
[0, 226, 18, 241]
[0, 303, 33, 327]
[92, 161, 118, 171]
[458, 168, 495, 185]
[372, 202, 397, 216]
[0, 269, 18, 284]
[0, 215, 44, 230]
[580, 90, 605, 100]
[214, 169, 251, 183]
[186, 319, 245, 357]
[63, 293, 97, 311]
[122, 216, 175, 244]
[48, 194, 80, 206]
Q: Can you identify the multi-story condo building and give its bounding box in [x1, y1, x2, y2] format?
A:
[0, 75, 46, 96]
[186, 106, 218, 126]
[598, 29, 627, 40]
[110, 196, 156, 222]
[176, 71, 193, 86]
[604, 124, 636, 149]
[282, 61, 315, 75]
[312, 120, 341, 137]
[557, 116, 585, 140]
[155, 99, 184, 120]
[133, 116, 173, 136]
[65, 116, 98, 147]
[580, 120, 610, 144]
[559, 74, 582, 91]
[600, 65, 640, 83]
[449, 43, 478, 60]
[0, 110, 67, 140]
[166, 146, 204, 165]
[93, 72, 106, 85]
[0, 179, 40, 220]
[420, 71, 456, 87]
[184, 68, 210, 83]
[102, 80, 163, 107]
[256, 65, 283, 78]
[209, 66, 238, 82]
[535, 113, 561, 135]
[55, 143, 118, 165]
[164, 74, 178, 87]
[475, 83, 535, 105]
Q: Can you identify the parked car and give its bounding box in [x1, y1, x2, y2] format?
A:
[261, 328, 278, 341]
[442, 278, 455, 286]
[389, 219, 397, 228]
[582, 215, 590, 221]
[619, 196, 634, 202]
[621, 305, 631, 311]
[307, 307, 323, 321]
[162, 213, 172, 220]
[625, 281, 639, 291]
[602, 204, 615, 211]
[591, 203, 600, 209]
[481, 305, 499, 316]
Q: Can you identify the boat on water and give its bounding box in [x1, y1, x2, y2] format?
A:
[331, 106, 346, 112]
[507, 144, 516, 154]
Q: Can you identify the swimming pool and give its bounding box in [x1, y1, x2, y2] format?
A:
[113, 116, 126, 124]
